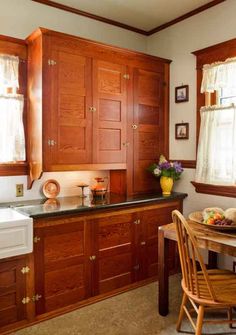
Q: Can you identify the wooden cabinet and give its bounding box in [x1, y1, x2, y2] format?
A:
[27, 29, 129, 186]
[0, 196, 184, 333]
[33, 216, 91, 314]
[91, 211, 136, 294]
[0, 256, 27, 328]
[32, 199, 181, 315]
[27, 28, 170, 191]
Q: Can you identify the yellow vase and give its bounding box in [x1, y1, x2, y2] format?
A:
[160, 176, 174, 196]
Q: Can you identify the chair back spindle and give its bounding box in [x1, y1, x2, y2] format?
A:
[172, 210, 217, 302]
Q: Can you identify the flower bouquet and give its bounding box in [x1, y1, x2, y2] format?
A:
[148, 155, 183, 195]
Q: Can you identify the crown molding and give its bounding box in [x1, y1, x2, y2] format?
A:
[31, 0, 226, 36]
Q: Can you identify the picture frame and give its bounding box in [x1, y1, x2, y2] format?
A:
[175, 85, 189, 103]
[175, 123, 189, 140]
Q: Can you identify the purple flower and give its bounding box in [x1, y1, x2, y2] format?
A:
[159, 162, 171, 170]
[173, 161, 183, 173]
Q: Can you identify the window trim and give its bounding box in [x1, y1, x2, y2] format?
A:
[192, 38, 236, 197]
[0, 34, 28, 176]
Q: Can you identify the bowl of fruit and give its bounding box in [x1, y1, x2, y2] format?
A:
[189, 207, 236, 230]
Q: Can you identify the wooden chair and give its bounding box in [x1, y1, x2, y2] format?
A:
[172, 210, 236, 335]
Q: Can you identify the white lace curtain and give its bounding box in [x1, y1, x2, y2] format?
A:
[195, 104, 236, 185]
[201, 57, 236, 93]
[0, 54, 25, 163]
[0, 54, 19, 92]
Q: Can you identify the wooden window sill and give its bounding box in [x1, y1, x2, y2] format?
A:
[191, 181, 236, 198]
[0, 163, 28, 176]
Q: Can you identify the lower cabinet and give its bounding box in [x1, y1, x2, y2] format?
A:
[91, 211, 136, 294]
[33, 217, 91, 314]
[0, 256, 27, 328]
[33, 200, 181, 315]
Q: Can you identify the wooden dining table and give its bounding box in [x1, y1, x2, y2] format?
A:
[158, 220, 236, 316]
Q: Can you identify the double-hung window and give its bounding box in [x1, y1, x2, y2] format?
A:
[195, 57, 236, 188]
[0, 54, 25, 164]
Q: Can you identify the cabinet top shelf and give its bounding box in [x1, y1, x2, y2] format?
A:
[8, 192, 187, 219]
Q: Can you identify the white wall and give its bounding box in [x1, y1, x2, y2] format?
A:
[0, 0, 146, 203]
[0, 0, 146, 52]
[146, 0, 236, 214]
[147, 0, 236, 269]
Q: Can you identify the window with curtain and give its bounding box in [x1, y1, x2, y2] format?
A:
[0, 54, 25, 163]
[195, 57, 236, 186]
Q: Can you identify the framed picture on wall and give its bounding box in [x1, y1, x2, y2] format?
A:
[175, 123, 189, 140]
[175, 85, 189, 103]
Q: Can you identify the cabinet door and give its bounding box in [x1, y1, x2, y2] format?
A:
[0, 257, 26, 328]
[92, 212, 136, 295]
[133, 68, 164, 194]
[93, 60, 127, 164]
[138, 203, 180, 280]
[34, 218, 91, 314]
[44, 41, 93, 170]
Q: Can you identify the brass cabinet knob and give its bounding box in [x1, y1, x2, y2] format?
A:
[134, 219, 140, 225]
[89, 107, 97, 112]
[140, 241, 146, 246]
[132, 124, 138, 130]
[89, 255, 96, 261]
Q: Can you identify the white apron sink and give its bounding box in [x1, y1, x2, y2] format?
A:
[0, 208, 33, 259]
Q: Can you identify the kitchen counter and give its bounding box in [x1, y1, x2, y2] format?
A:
[10, 192, 187, 218]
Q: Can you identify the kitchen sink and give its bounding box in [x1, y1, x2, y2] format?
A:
[0, 208, 33, 259]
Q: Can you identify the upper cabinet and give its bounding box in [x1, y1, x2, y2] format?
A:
[27, 28, 170, 194]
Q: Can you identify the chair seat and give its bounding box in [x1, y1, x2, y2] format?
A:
[182, 269, 236, 306]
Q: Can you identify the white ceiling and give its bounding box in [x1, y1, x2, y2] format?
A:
[54, 0, 216, 31]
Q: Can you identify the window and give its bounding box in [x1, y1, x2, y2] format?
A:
[195, 57, 236, 187]
[0, 54, 25, 163]
[218, 87, 236, 105]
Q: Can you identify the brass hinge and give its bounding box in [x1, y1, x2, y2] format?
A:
[48, 59, 57, 66]
[21, 266, 30, 274]
[22, 297, 30, 304]
[32, 294, 42, 302]
[34, 236, 41, 243]
[123, 74, 130, 79]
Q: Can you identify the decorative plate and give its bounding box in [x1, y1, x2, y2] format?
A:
[42, 179, 60, 199]
[189, 211, 236, 231]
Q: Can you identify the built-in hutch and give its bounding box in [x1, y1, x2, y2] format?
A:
[0, 28, 186, 335]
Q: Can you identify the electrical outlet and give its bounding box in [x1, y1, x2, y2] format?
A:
[16, 184, 24, 197]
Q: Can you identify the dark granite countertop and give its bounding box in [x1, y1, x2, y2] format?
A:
[7, 192, 187, 219]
